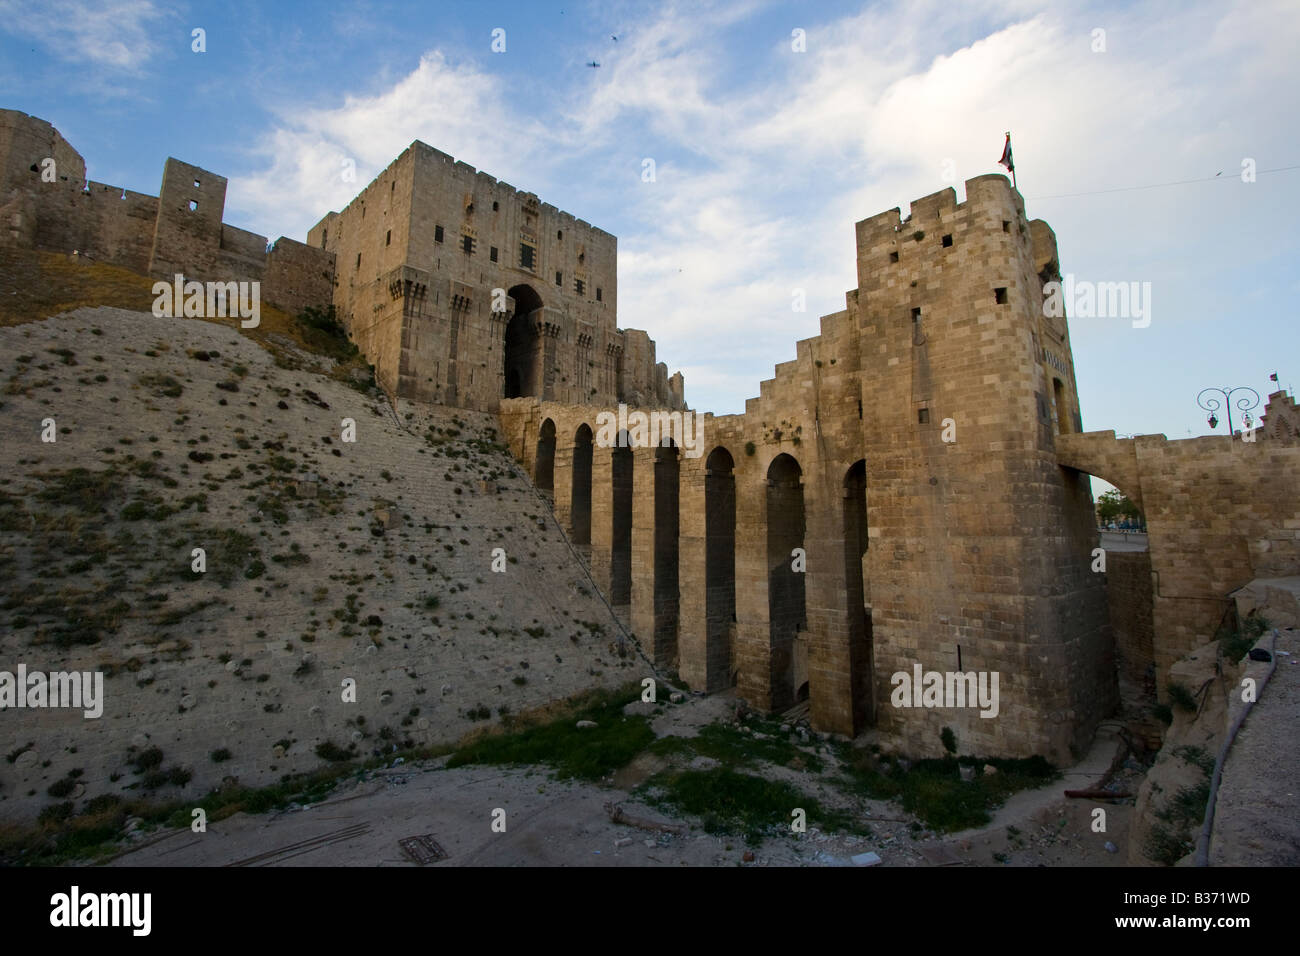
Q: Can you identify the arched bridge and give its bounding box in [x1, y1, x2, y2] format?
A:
[1055, 431, 1144, 510]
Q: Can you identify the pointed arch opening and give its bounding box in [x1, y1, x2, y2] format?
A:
[844, 459, 873, 731]
[767, 453, 805, 711]
[610, 431, 633, 606]
[653, 439, 681, 666]
[534, 418, 556, 492]
[705, 446, 736, 690]
[571, 424, 593, 546]
[503, 284, 544, 399]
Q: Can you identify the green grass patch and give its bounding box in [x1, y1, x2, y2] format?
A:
[1145, 746, 1212, 865]
[295, 305, 356, 358]
[840, 751, 1058, 833]
[1156, 781, 1209, 827]
[0, 764, 352, 866]
[640, 766, 862, 844]
[1144, 821, 1194, 866]
[649, 720, 823, 772]
[1218, 613, 1269, 665]
[446, 683, 651, 781]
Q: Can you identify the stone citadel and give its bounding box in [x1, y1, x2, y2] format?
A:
[306, 141, 684, 412]
[0, 108, 683, 416]
[3, 106, 1298, 764]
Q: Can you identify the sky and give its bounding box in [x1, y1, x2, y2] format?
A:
[3, 0, 1298, 441]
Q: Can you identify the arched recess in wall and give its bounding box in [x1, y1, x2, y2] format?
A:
[535, 418, 556, 492]
[571, 424, 593, 546]
[610, 430, 633, 606]
[767, 453, 805, 711]
[504, 284, 544, 399]
[654, 439, 681, 668]
[705, 446, 736, 691]
[1051, 377, 1072, 436]
[844, 459, 873, 732]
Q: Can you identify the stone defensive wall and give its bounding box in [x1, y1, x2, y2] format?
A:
[499, 174, 1127, 765]
[1057, 429, 1300, 688]
[0, 108, 335, 315]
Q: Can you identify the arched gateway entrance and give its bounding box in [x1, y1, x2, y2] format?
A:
[503, 284, 544, 399]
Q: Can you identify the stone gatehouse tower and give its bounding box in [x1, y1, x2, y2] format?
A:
[307, 142, 684, 413]
[501, 174, 1116, 764]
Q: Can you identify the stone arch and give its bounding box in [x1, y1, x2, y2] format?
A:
[767, 453, 805, 711]
[1053, 434, 1148, 692]
[504, 284, 544, 399]
[610, 430, 633, 606]
[844, 459, 873, 731]
[705, 447, 736, 690]
[534, 418, 556, 492]
[571, 423, 593, 546]
[1054, 433, 1144, 512]
[654, 439, 681, 666]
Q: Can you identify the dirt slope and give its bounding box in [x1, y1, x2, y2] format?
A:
[0, 305, 634, 826]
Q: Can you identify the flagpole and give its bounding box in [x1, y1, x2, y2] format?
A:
[1009, 131, 1016, 190]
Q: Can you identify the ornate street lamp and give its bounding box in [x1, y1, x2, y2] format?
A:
[1197, 386, 1260, 436]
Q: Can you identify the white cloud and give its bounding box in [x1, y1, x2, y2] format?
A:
[0, 0, 168, 72]
[230, 51, 555, 240]
[595, 0, 1300, 414]
[571, 0, 763, 150]
[223, 0, 1299, 423]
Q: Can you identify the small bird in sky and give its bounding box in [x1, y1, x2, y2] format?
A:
[587, 60, 600, 68]
[611, 35, 618, 41]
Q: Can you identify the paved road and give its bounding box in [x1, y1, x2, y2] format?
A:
[1099, 531, 1148, 552]
[1209, 627, 1300, 865]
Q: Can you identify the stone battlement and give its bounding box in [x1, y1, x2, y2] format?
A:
[306, 134, 682, 413]
[497, 175, 1294, 759]
[496, 180, 1118, 764]
[337, 139, 616, 240]
[0, 108, 336, 315]
[0, 106, 679, 414]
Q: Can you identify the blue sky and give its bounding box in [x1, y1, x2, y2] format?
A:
[3, 0, 1298, 439]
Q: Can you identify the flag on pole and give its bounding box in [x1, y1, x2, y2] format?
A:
[999, 132, 1016, 188]
[1270, 372, 1279, 382]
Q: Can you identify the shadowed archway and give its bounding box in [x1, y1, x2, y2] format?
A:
[503, 284, 544, 399]
[610, 431, 633, 606]
[571, 424, 593, 546]
[767, 453, 805, 711]
[535, 418, 555, 492]
[705, 446, 736, 690]
[653, 439, 681, 667]
[844, 459, 873, 731]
